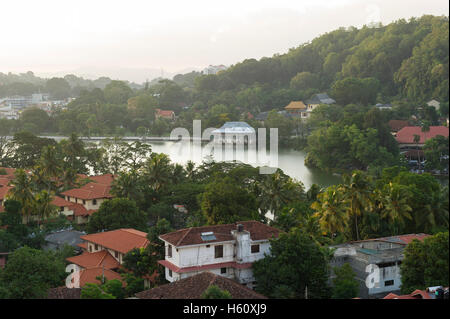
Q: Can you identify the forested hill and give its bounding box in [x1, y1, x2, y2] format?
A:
[194, 15, 449, 109]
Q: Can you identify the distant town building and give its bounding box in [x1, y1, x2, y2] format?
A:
[375, 103, 392, 110]
[330, 233, 430, 299]
[212, 121, 256, 144]
[427, 99, 440, 110]
[155, 108, 176, 121]
[202, 65, 228, 75]
[158, 221, 280, 289]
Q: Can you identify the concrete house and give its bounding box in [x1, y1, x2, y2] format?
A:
[330, 233, 429, 299]
[158, 221, 280, 289]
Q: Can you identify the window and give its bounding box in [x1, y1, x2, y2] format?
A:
[83, 200, 86, 205]
[114, 251, 119, 258]
[93, 199, 97, 205]
[60, 207, 64, 212]
[221, 267, 227, 274]
[385, 280, 394, 286]
[94, 244, 98, 250]
[89, 245, 92, 252]
[168, 269, 172, 277]
[215, 245, 223, 258]
[251, 244, 260, 253]
[168, 245, 172, 258]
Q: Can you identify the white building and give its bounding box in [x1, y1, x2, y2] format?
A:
[212, 121, 256, 144]
[202, 64, 228, 75]
[330, 234, 429, 298]
[158, 221, 280, 289]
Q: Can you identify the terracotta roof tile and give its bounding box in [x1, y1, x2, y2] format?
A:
[47, 287, 82, 299]
[61, 182, 112, 200]
[135, 272, 267, 299]
[388, 120, 410, 132]
[80, 229, 149, 254]
[396, 126, 449, 144]
[66, 250, 120, 269]
[51, 196, 73, 207]
[78, 267, 125, 287]
[159, 221, 280, 247]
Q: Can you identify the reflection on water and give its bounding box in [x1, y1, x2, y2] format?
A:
[149, 140, 342, 189]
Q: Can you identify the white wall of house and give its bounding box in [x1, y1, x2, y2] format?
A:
[368, 265, 402, 296]
[165, 241, 235, 268]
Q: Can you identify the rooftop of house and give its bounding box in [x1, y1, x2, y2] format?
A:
[66, 250, 120, 270]
[61, 182, 112, 200]
[135, 271, 267, 299]
[78, 267, 125, 287]
[388, 120, 410, 132]
[86, 174, 115, 185]
[332, 233, 430, 262]
[159, 220, 280, 247]
[212, 121, 256, 134]
[156, 109, 175, 117]
[47, 287, 82, 299]
[395, 126, 449, 144]
[80, 228, 149, 254]
[305, 93, 336, 105]
[51, 196, 73, 208]
[284, 101, 307, 110]
[383, 286, 448, 299]
[0, 185, 12, 201]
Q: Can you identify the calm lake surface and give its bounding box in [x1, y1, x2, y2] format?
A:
[148, 140, 342, 189]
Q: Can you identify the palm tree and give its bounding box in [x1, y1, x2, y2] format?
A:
[311, 185, 348, 237]
[7, 169, 35, 223]
[34, 190, 58, 226]
[340, 171, 373, 241]
[36, 145, 62, 191]
[144, 153, 172, 193]
[378, 183, 413, 235]
[256, 171, 304, 221]
[185, 161, 196, 180]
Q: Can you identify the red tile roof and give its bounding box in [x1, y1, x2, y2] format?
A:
[47, 287, 82, 299]
[156, 109, 175, 118]
[159, 221, 280, 247]
[66, 250, 120, 270]
[61, 182, 112, 200]
[135, 272, 267, 299]
[80, 229, 149, 254]
[383, 289, 432, 299]
[158, 260, 253, 274]
[51, 196, 73, 208]
[0, 185, 12, 201]
[396, 126, 449, 144]
[388, 120, 410, 132]
[68, 203, 88, 216]
[78, 267, 125, 287]
[87, 174, 115, 186]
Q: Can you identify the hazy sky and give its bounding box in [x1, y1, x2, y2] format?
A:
[0, 0, 448, 82]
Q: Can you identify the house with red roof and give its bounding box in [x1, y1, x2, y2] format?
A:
[330, 233, 430, 299]
[395, 126, 449, 148]
[155, 108, 175, 121]
[158, 221, 280, 289]
[66, 228, 150, 288]
[383, 286, 448, 299]
[60, 174, 115, 224]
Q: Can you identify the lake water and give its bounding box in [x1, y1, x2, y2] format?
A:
[148, 140, 342, 189]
